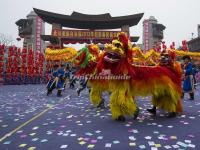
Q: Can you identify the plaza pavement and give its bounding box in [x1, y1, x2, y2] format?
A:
[0, 84, 200, 150]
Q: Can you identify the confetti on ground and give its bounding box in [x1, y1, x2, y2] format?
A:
[60, 145, 68, 148]
[19, 144, 27, 148]
[105, 143, 112, 148]
[129, 143, 136, 147]
[87, 144, 95, 149]
[27, 147, 36, 150]
[0, 85, 200, 149]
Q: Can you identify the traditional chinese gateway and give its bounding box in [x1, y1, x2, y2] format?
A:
[33, 8, 144, 48]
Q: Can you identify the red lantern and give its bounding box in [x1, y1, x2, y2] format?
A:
[6, 73, 11, 79]
[8, 57, 12, 62]
[0, 56, 3, 61]
[14, 46, 17, 52]
[182, 40, 187, 45]
[7, 62, 12, 68]
[13, 57, 17, 62]
[0, 67, 3, 72]
[35, 70, 39, 74]
[6, 67, 11, 73]
[40, 67, 43, 72]
[9, 47, 13, 52]
[162, 45, 166, 50]
[29, 49, 33, 54]
[0, 45, 5, 50]
[0, 62, 3, 67]
[22, 49, 27, 53]
[18, 48, 21, 53]
[0, 50, 4, 55]
[22, 53, 27, 57]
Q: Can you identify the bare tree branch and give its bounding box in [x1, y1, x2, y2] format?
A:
[0, 33, 14, 46]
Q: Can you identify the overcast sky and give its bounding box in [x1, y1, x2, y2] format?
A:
[0, 0, 199, 48]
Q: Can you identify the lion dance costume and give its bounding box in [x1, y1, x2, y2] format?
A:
[74, 32, 183, 121]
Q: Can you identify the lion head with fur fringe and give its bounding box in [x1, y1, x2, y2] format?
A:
[104, 32, 132, 63]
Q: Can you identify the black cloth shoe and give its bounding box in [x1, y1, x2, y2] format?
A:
[57, 90, 62, 97]
[97, 98, 105, 108]
[47, 90, 52, 96]
[166, 112, 176, 118]
[77, 89, 81, 96]
[189, 93, 194, 100]
[147, 106, 156, 115]
[181, 93, 184, 99]
[116, 115, 126, 122]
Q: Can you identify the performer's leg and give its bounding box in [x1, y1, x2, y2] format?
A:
[77, 87, 82, 96]
[133, 106, 140, 120]
[47, 89, 52, 96]
[47, 82, 55, 96]
[110, 90, 126, 122]
[97, 97, 105, 108]
[57, 90, 62, 97]
[181, 93, 184, 99]
[147, 106, 157, 115]
[77, 80, 88, 96]
[188, 75, 195, 100]
[189, 92, 194, 100]
[88, 87, 91, 93]
[70, 78, 75, 89]
[166, 112, 176, 118]
[116, 115, 126, 122]
[77, 85, 85, 96]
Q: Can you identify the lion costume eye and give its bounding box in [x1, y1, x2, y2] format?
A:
[112, 40, 122, 48]
[114, 43, 122, 48]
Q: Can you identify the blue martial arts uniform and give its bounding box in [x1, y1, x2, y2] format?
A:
[183, 62, 194, 93]
[46, 69, 58, 90]
[56, 67, 65, 90]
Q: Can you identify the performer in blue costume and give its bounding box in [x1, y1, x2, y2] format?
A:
[56, 64, 65, 96]
[182, 55, 195, 100]
[64, 64, 71, 89]
[192, 64, 198, 88]
[46, 64, 59, 96]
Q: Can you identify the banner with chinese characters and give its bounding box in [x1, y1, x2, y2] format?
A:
[143, 20, 149, 51]
[52, 29, 128, 39]
[35, 16, 43, 51]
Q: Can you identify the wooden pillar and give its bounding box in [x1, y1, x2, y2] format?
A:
[52, 23, 62, 48]
[121, 25, 130, 36]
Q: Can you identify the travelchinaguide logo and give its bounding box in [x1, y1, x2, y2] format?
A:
[76, 69, 131, 80]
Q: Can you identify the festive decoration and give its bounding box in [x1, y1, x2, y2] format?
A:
[131, 47, 160, 66]
[45, 47, 77, 62]
[0, 45, 46, 84]
[75, 32, 185, 121]
[182, 40, 188, 51]
[0, 45, 5, 82]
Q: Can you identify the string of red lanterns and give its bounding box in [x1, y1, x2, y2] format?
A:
[0, 44, 46, 84]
